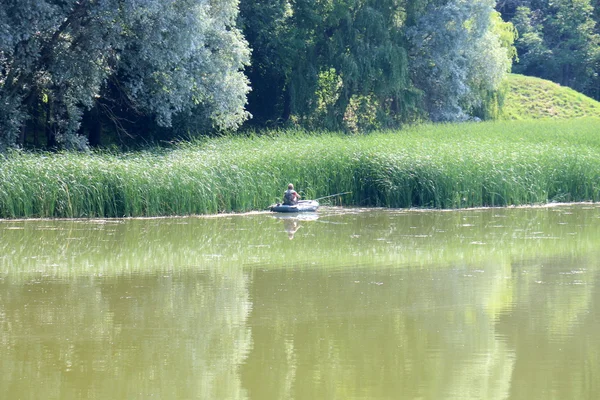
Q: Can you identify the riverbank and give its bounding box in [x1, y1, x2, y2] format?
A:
[1, 118, 600, 219]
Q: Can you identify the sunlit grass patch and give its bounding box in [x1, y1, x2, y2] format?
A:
[501, 74, 600, 120]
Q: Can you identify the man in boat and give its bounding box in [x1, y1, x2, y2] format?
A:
[283, 183, 301, 205]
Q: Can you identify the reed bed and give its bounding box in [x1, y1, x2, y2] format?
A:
[1, 118, 600, 218]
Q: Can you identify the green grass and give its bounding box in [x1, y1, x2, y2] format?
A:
[2, 118, 600, 218]
[501, 74, 600, 120]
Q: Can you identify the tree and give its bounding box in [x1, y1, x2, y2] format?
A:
[237, 0, 295, 127]
[407, 0, 515, 122]
[544, 0, 600, 93]
[240, 0, 421, 131]
[240, 0, 515, 130]
[0, 0, 250, 151]
[500, 0, 600, 100]
[510, 6, 551, 78]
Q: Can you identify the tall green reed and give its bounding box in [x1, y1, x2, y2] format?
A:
[1, 119, 600, 218]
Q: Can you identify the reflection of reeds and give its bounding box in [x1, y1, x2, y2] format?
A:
[1, 119, 600, 218]
[1, 206, 599, 278]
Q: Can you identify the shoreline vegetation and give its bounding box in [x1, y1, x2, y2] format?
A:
[1, 118, 600, 219]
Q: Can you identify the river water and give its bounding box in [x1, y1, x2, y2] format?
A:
[1, 204, 599, 399]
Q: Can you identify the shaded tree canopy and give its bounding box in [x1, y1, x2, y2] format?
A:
[1, 0, 523, 150]
[0, 0, 250, 150]
[240, 0, 515, 130]
[240, 0, 414, 131]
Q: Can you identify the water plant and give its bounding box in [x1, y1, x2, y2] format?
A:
[1, 118, 600, 218]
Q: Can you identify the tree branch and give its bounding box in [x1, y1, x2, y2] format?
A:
[4, 0, 91, 97]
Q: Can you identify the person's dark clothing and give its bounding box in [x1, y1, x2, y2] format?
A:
[283, 189, 299, 205]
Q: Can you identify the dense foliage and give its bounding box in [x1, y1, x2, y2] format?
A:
[408, 1, 513, 121]
[240, 0, 515, 130]
[497, 0, 600, 100]
[2, 1, 600, 151]
[1, 0, 518, 150]
[0, 0, 250, 150]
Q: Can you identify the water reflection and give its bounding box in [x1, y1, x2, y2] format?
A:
[495, 253, 600, 399]
[272, 213, 319, 240]
[0, 271, 252, 399]
[0, 205, 599, 399]
[1, 205, 599, 276]
[283, 218, 300, 239]
[242, 265, 517, 400]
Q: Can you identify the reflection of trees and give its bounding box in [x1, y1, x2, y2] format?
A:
[241, 266, 515, 400]
[495, 253, 600, 400]
[0, 270, 252, 400]
[1, 205, 600, 399]
[240, 251, 598, 399]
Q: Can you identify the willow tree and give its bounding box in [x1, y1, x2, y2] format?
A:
[240, 0, 427, 131]
[407, 0, 515, 122]
[240, 0, 514, 131]
[0, 0, 250, 150]
[316, 0, 413, 130]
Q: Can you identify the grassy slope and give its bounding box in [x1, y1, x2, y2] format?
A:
[501, 74, 600, 120]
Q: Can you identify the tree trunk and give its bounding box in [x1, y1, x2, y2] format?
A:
[18, 125, 26, 147]
[282, 84, 291, 123]
[83, 105, 102, 147]
[46, 101, 56, 148]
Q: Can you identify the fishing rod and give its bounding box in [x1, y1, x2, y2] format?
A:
[314, 192, 352, 201]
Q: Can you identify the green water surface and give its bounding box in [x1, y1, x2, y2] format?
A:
[1, 204, 599, 399]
